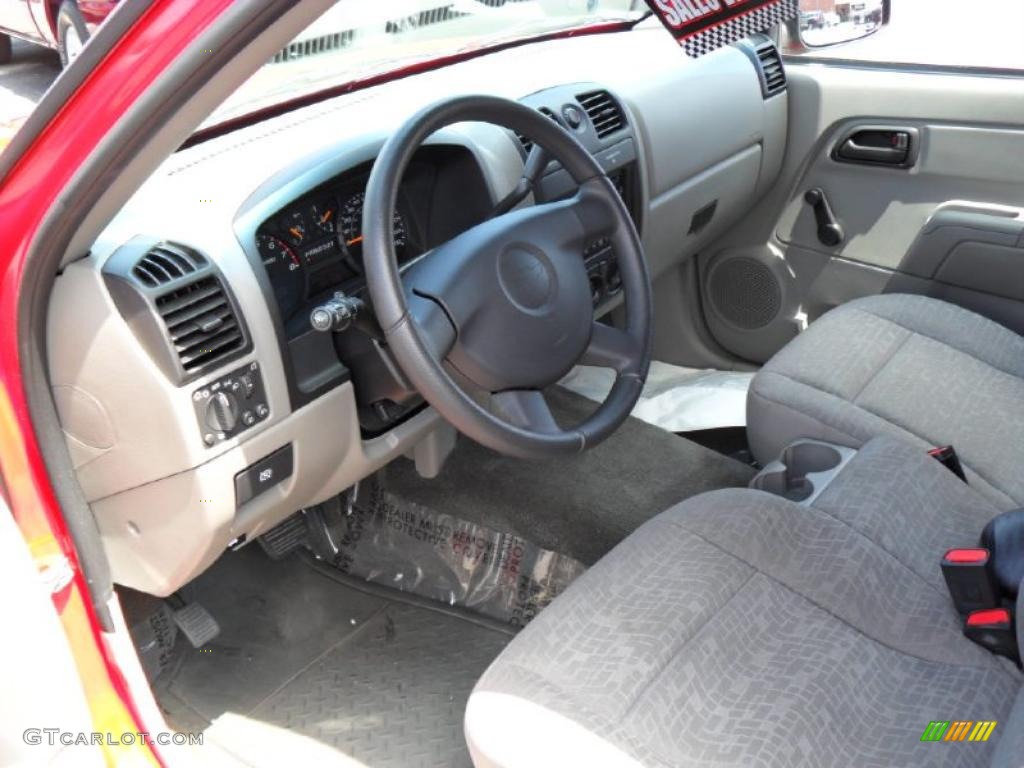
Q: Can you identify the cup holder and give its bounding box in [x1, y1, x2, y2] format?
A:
[750, 440, 856, 505]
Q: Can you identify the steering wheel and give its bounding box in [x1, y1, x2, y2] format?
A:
[362, 95, 652, 458]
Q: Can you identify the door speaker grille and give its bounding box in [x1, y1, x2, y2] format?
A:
[708, 256, 782, 330]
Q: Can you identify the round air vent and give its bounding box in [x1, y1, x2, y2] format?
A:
[708, 255, 782, 330]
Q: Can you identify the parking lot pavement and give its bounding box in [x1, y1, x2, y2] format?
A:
[0, 38, 61, 152]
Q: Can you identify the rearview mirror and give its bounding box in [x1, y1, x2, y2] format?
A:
[793, 0, 889, 48]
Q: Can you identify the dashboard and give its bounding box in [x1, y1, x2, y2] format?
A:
[47, 26, 789, 596]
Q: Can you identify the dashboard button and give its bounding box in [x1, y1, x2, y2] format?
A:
[256, 403, 269, 419]
[563, 104, 584, 129]
[242, 411, 256, 427]
[235, 445, 293, 506]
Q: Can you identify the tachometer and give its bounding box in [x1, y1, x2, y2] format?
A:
[339, 191, 407, 260]
[256, 232, 305, 317]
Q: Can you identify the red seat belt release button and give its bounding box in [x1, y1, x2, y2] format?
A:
[941, 548, 997, 615]
[929, 445, 967, 483]
[966, 608, 1011, 627]
[964, 608, 1020, 666]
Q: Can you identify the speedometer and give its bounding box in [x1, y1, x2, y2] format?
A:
[339, 191, 407, 260]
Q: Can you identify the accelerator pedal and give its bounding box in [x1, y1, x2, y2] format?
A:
[257, 512, 308, 560]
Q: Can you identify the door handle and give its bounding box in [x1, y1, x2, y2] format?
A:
[833, 127, 918, 168]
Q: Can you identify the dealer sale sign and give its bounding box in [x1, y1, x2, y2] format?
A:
[643, 0, 799, 57]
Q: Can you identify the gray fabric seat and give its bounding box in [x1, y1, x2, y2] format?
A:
[747, 294, 1024, 509]
[466, 438, 1023, 767]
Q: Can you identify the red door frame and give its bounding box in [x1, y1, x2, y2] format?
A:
[0, 1, 232, 763]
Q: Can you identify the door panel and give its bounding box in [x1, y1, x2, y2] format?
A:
[777, 121, 1024, 270]
[696, 63, 1024, 363]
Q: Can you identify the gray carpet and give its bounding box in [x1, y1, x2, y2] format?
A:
[154, 546, 509, 767]
[386, 387, 757, 565]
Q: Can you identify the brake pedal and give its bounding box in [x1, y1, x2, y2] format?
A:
[169, 600, 220, 648]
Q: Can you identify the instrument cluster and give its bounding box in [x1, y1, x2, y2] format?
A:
[255, 173, 415, 326]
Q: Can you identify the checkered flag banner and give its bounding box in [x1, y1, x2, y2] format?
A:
[643, 0, 799, 58]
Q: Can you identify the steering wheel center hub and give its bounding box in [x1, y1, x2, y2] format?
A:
[497, 244, 555, 313]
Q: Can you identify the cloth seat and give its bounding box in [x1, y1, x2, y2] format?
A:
[466, 442, 1023, 767]
[747, 294, 1024, 509]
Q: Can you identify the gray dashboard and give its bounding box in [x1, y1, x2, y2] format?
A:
[46, 24, 788, 595]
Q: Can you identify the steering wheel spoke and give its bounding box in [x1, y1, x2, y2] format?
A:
[580, 321, 641, 374]
[491, 389, 560, 434]
[407, 292, 456, 361]
[570, 179, 621, 243]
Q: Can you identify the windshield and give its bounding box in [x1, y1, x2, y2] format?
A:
[205, 0, 648, 129]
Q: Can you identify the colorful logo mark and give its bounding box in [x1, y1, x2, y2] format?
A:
[921, 721, 997, 743]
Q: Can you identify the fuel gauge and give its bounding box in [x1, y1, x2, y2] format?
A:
[311, 199, 337, 237]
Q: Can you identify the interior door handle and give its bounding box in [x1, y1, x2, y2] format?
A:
[833, 127, 918, 168]
[839, 138, 906, 164]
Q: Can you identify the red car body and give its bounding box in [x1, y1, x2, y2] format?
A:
[0, 2, 231, 763]
[0, 0, 118, 49]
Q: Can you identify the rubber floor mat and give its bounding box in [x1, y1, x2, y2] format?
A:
[153, 547, 510, 768]
[245, 602, 505, 767]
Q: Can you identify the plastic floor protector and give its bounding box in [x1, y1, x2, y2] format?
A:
[330, 477, 587, 628]
[560, 360, 754, 432]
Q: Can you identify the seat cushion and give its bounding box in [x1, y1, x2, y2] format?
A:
[747, 294, 1024, 509]
[805, 435, 1001, 590]
[467, 485, 1022, 768]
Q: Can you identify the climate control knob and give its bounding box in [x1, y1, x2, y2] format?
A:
[204, 391, 240, 433]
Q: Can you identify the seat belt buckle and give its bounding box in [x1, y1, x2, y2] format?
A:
[929, 445, 967, 483]
[941, 548, 998, 615]
[964, 608, 1020, 665]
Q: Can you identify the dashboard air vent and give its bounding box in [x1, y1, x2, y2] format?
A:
[132, 243, 207, 288]
[754, 39, 786, 97]
[155, 276, 245, 374]
[576, 90, 625, 139]
[514, 107, 560, 154]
